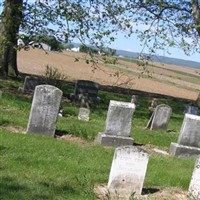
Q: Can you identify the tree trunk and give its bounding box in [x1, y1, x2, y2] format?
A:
[192, 0, 200, 36]
[0, 0, 23, 77]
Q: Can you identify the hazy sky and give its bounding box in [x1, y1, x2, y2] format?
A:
[0, 3, 199, 62]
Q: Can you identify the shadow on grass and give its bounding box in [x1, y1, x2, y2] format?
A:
[142, 188, 160, 195]
[0, 176, 80, 200]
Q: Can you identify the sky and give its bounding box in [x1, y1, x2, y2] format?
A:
[108, 33, 200, 63]
[0, 4, 199, 63]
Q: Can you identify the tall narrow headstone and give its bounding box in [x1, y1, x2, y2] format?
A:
[147, 104, 172, 130]
[97, 100, 135, 147]
[188, 156, 200, 200]
[169, 114, 200, 157]
[26, 85, 63, 136]
[108, 146, 149, 198]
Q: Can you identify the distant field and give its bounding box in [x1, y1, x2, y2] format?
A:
[18, 49, 200, 100]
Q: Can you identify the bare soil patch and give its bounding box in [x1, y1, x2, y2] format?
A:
[18, 49, 200, 101]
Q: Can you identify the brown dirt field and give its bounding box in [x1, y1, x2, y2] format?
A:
[18, 49, 200, 100]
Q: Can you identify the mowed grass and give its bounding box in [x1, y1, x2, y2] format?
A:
[0, 77, 197, 199]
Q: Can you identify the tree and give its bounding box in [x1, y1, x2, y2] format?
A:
[0, 0, 199, 77]
[0, 0, 23, 77]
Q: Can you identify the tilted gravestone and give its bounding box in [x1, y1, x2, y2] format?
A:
[18, 76, 42, 93]
[147, 104, 172, 130]
[97, 100, 135, 147]
[188, 156, 200, 200]
[78, 107, 90, 121]
[26, 85, 63, 136]
[169, 114, 200, 157]
[107, 146, 149, 198]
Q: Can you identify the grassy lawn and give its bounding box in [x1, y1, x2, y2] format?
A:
[0, 77, 197, 199]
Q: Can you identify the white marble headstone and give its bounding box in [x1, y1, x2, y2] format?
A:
[188, 156, 200, 199]
[108, 146, 149, 198]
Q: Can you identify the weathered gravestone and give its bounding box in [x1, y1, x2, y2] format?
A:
[26, 85, 63, 136]
[18, 76, 42, 93]
[107, 146, 149, 198]
[184, 106, 199, 116]
[146, 104, 172, 130]
[188, 156, 200, 200]
[97, 100, 135, 147]
[131, 95, 138, 105]
[70, 80, 100, 103]
[196, 93, 200, 108]
[78, 107, 90, 121]
[169, 114, 200, 157]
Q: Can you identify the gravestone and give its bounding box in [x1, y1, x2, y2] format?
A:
[70, 80, 100, 103]
[18, 76, 42, 93]
[26, 85, 63, 136]
[107, 146, 149, 198]
[97, 100, 135, 147]
[131, 95, 138, 105]
[78, 107, 90, 121]
[147, 104, 172, 130]
[184, 106, 198, 116]
[0, 90, 2, 99]
[169, 114, 200, 157]
[196, 93, 200, 108]
[188, 156, 200, 200]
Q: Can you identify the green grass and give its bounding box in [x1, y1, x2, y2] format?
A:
[0, 77, 197, 199]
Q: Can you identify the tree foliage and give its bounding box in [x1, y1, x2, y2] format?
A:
[0, 0, 199, 77]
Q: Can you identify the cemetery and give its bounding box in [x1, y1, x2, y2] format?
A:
[0, 74, 200, 200]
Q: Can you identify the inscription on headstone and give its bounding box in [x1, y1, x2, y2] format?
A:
[188, 156, 200, 200]
[108, 146, 149, 198]
[147, 104, 172, 130]
[26, 85, 63, 136]
[169, 114, 200, 157]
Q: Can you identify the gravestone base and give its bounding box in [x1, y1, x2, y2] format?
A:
[97, 133, 134, 147]
[169, 142, 200, 157]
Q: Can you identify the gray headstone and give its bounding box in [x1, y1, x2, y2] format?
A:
[26, 85, 63, 136]
[108, 146, 149, 198]
[104, 100, 135, 137]
[184, 106, 198, 116]
[131, 95, 138, 105]
[97, 100, 135, 147]
[169, 114, 200, 157]
[188, 156, 200, 200]
[196, 93, 200, 108]
[147, 104, 172, 130]
[19, 76, 41, 93]
[70, 80, 100, 103]
[178, 114, 200, 148]
[78, 107, 90, 121]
